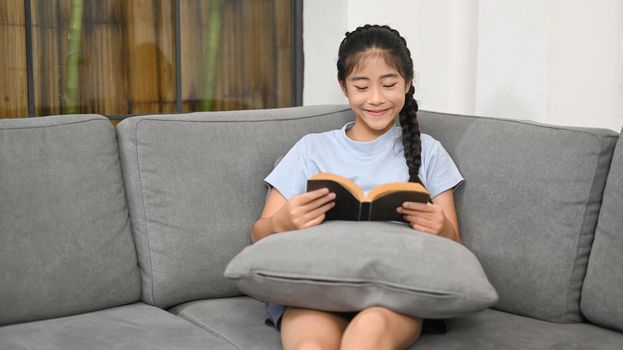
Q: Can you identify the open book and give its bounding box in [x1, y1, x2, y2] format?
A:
[306, 173, 431, 222]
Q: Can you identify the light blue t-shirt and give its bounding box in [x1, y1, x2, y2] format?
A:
[266, 122, 463, 200]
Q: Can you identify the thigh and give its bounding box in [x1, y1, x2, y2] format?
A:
[281, 307, 349, 350]
[342, 307, 423, 350]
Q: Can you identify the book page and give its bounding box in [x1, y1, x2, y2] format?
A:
[366, 182, 428, 202]
[308, 173, 365, 201]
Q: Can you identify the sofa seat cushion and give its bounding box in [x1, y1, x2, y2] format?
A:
[225, 221, 498, 319]
[171, 297, 623, 350]
[418, 111, 619, 323]
[0, 303, 236, 350]
[170, 297, 281, 350]
[414, 309, 623, 350]
[0, 115, 140, 326]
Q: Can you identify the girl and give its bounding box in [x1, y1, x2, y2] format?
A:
[252, 24, 463, 350]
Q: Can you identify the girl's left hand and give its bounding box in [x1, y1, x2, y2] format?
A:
[397, 202, 451, 236]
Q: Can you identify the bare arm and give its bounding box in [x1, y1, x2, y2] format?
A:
[251, 188, 336, 243]
[397, 190, 461, 243]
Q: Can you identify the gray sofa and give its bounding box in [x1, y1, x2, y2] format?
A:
[1, 105, 623, 349]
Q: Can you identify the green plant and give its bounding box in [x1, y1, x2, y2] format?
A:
[62, 0, 83, 114]
[200, 0, 223, 111]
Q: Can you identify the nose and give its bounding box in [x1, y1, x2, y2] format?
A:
[368, 86, 386, 105]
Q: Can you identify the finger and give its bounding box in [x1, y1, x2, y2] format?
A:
[397, 207, 435, 218]
[307, 192, 335, 210]
[407, 214, 445, 234]
[404, 214, 434, 228]
[401, 201, 432, 211]
[306, 201, 335, 221]
[303, 213, 326, 228]
[298, 188, 331, 204]
[410, 222, 434, 234]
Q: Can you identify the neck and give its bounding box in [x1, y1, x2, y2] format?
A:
[346, 123, 394, 142]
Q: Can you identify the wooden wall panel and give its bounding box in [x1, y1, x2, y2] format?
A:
[0, 0, 28, 118]
[275, 0, 292, 107]
[126, 0, 176, 114]
[0, 0, 294, 118]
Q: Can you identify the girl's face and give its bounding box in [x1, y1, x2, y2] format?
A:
[340, 51, 411, 141]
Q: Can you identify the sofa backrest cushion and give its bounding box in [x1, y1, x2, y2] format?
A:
[116, 105, 353, 308]
[0, 115, 141, 326]
[582, 131, 623, 331]
[418, 111, 618, 323]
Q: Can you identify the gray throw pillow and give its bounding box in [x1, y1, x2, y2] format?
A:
[224, 221, 498, 319]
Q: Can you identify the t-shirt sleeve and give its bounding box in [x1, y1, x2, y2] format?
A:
[264, 139, 310, 201]
[424, 140, 464, 199]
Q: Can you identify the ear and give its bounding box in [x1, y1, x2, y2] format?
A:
[404, 81, 412, 94]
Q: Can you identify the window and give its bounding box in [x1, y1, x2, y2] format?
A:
[0, 0, 302, 120]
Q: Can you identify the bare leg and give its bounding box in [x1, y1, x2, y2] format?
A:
[340, 307, 423, 350]
[281, 307, 349, 350]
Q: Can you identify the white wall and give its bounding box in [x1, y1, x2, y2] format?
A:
[546, 0, 623, 130]
[475, 0, 549, 120]
[302, 1, 348, 105]
[303, 0, 623, 131]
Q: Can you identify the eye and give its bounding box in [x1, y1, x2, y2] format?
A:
[383, 83, 398, 89]
[354, 86, 368, 91]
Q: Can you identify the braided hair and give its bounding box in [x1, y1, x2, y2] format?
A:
[337, 24, 423, 184]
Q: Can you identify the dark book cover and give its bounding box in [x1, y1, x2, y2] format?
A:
[306, 176, 430, 222]
[307, 179, 363, 221]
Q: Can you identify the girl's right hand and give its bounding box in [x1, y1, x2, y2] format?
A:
[273, 188, 336, 232]
[252, 187, 335, 243]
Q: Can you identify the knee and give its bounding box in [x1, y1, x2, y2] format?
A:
[342, 307, 423, 350]
[350, 307, 391, 335]
[343, 307, 391, 347]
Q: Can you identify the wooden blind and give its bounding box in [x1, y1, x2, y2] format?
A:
[0, 0, 295, 119]
[0, 0, 28, 117]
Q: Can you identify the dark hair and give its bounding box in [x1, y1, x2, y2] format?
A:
[337, 24, 422, 184]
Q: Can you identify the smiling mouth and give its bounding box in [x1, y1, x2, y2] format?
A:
[365, 108, 391, 117]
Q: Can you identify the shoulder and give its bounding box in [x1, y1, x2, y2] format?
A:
[393, 127, 440, 150]
[294, 128, 343, 150]
[301, 128, 341, 142]
[419, 133, 442, 154]
[419, 133, 456, 167]
[419, 133, 437, 144]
